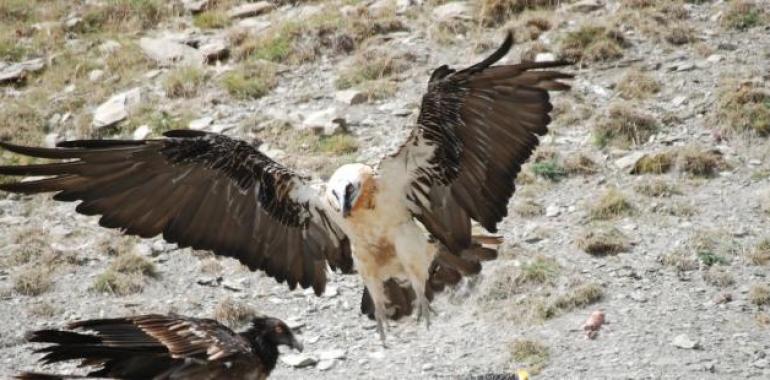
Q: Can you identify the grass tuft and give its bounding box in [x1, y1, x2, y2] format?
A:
[92, 251, 156, 295]
[335, 49, 410, 90]
[722, 1, 767, 30]
[747, 239, 770, 266]
[530, 160, 566, 181]
[631, 152, 675, 175]
[516, 256, 560, 286]
[221, 62, 277, 99]
[593, 103, 657, 148]
[194, 10, 231, 29]
[13, 266, 53, 296]
[317, 134, 359, 155]
[509, 339, 550, 374]
[589, 188, 635, 220]
[560, 25, 626, 63]
[749, 284, 770, 306]
[164, 66, 206, 98]
[678, 147, 726, 177]
[617, 68, 660, 99]
[715, 82, 770, 136]
[703, 267, 734, 288]
[577, 226, 630, 255]
[634, 178, 680, 197]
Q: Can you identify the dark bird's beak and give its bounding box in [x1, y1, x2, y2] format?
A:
[289, 335, 303, 352]
[342, 183, 355, 218]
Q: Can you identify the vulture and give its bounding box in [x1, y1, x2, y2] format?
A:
[16, 314, 302, 380]
[0, 32, 572, 342]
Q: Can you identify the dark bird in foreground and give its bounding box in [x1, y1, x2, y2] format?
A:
[0, 32, 571, 342]
[17, 314, 302, 380]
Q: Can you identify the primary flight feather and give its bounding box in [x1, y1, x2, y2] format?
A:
[0, 32, 571, 342]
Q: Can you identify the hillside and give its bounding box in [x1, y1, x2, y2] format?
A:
[1, 0, 769, 378]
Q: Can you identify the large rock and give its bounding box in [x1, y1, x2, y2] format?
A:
[432, 2, 471, 22]
[182, 0, 209, 13]
[280, 353, 318, 368]
[570, 0, 604, 13]
[0, 58, 46, 84]
[300, 108, 347, 136]
[199, 40, 229, 63]
[335, 89, 366, 105]
[139, 37, 204, 67]
[92, 87, 143, 129]
[228, 1, 275, 19]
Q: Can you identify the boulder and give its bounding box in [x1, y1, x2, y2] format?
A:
[92, 87, 143, 129]
[227, 1, 275, 19]
[139, 37, 204, 67]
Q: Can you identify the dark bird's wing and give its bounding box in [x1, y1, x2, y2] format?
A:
[0, 130, 352, 295]
[21, 314, 259, 379]
[377, 32, 571, 296]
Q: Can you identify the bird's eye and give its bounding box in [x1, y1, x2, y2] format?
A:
[275, 325, 284, 334]
[331, 190, 338, 199]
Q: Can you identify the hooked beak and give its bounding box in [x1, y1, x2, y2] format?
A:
[342, 197, 352, 218]
[289, 335, 303, 352]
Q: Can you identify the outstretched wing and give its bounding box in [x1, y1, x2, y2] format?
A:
[0, 130, 352, 295]
[378, 32, 571, 272]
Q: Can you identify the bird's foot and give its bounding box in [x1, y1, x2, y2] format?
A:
[415, 297, 435, 329]
[375, 310, 388, 347]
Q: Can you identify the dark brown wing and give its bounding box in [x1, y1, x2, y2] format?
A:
[378, 32, 571, 289]
[0, 130, 352, 295]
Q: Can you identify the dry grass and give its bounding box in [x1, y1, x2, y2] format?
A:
[749, 284, 770, 306]
[617, 68, 661, 99]
[678, 147, 726, 177]
[214, 297, 256, 327]
[80, 0, 175, 34]
[356, 80, 398, 101]
[193, 10, 231, 29]
[516, 256, 560, 286]
[513, 199, 544, 218]
[722, 1, 767, 30]
[221, 62, 277, 99]
[665, 25, 695, 45]
[757, 313, 770, 327]
[164, 66, 207, 98]
[28, 301, 59, 317]
[563, 153, 598, 175]
[631, 152, 675, 175]
[747, 239, 770, 266]
[715, 82, 770, 137]
[634, 178, 680, 197]
[593, 103, 658, 148]
[335, 48, 410, 90]
[13, 266, 53, 296]
[317, 134, 359, 155]
[560, 25, 626, 64]
[662, 250, 699, 271]
[702, 267, 735, 288]
[534, 282, 604, 320]
[509, 339, 550, 374]
[577, 226, 630, 255]
[589, 188, 635, 220]
[505, 10, 555, 42]
[92, 251, 156, 295]
[4, 227, 50, 266]
[622, 0, 657, 8]
[199, 258, 225, 274]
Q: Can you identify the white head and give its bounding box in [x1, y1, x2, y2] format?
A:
[325, 163, 373, 218]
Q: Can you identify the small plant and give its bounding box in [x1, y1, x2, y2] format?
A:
[221, 62, 277, 99]
[530, 161, 566, 181]
[722, 1, 766, 30]
[516, 256, 560, 286]
[703, 267, 734, 288]
[617, 68, 660, 99]
[634, 178, 680, 197]
[163, 66, 206, 98]
[316, 134, 359, 155]
[631, 152, 675, 175]
[92, 270, 145, 295]
[589, 188, 635, 220]
[748, 239, 770, 266]
[715, 82, 770, 136]
[563, 153, 598, 175]
[509, 339, 550, 374]
[14, 266, 53, 296]
[749, 284, 770, 306]
[335, 49, 409, 89]
[678, 147, 726, 177]
[593, 104, 657, 148]
[697, 251, 728, 267]
[215, 297, 256, 327]
[665, 26, 695, 45]
[513, 199, 544, 217]
[577, 226, 630, 255]
[560, 25, 626, 63]
[193, 10, 230, 29]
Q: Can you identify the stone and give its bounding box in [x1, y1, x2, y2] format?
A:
[570, 0, 603, 13]
[199, 40, 229, 62]
[44, 133, 61, 148]
[98, 40, 122, 54]
[368, 0, 394, 17]
[281, 353, 318, 368]
[323, 285, 339, 298]
[300, 108, 347, 136]
[422, 363, 434, 371]
[228, 1, 275, 19]
[133, 125, 151, 140]
[92, 87, 143, 129]
[535, 52, 556, 62]
[706, 54, 723, 63]
[317, 359, 336, 371]
[64, 17, 82, 30]
[237, 18, 271, 33]
[615, 151, 647, 171]
[182, 0, 209, 13]
[432, 2, 471, 22]
[88, 69, 104, 82]
[396, 0, 423, 14]
[139, 37, 204, 67]
[0, 58, 46, 84]
[545, 205, 561, 217]
[319, 349, 346, 361]
[335, 89, 367, 105]
[672, 95, 687, 107]
[672, 334, 699, 349]
[189, 116, 214, 130]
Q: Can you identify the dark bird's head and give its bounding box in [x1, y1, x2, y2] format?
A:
[326, 163, 374, 218]
[247, 316, 303, 352]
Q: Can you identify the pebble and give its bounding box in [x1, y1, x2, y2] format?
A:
[335, 89, 367, 105]
[672, 334, 699, 349]
[228, 1, 275, 19]
[133, 125, 151, 140]
[189, 116, 214, 130]
[545, 205, 561, 217]
[92, 87, 143, 129]
[317, 359, 336, 371]
[281, 353, 318, 368]
[319, 349, 346, 361]
[88, 69, 104, 82]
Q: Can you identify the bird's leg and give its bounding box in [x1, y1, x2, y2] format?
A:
[364, 279, 389, 346]
[394, 223, 437, 330]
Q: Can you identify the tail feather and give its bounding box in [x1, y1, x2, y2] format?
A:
[16, 372, 73, 380]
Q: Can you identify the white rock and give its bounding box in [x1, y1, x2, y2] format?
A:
[317, 359, 336, 371]
[139, 37, 204, 67]
[368, 0, 394, 17]
[570, 0, 603, 13]
[335, 89, 366, 105]
[237, 18, 271, 33]
[300, 108, 347, 136]
[98, 40, 122, 54]
[368, 351, 386, 360]
[182, 0, 209, 13]
[281, 353, 318, 368]
[535, 52, 556, 62]
[614, 151, 647, 171]
[706, 54, 723, 63]
[199, 40, 229, 62]
[422, 363, 434, 371]
[44, 133, 61, 148]
[323, 285, 339, 298]
[64, 17, 82, 30]
[189, 116, 214, 130]
[432, 2, 471, 22]
[133, 125, 151, 140]
[672, 334, 699, 349]
[396, 0, 422, 14]
[64, 84, 76, 93]
[88, 69, 104, 82]
[0, 58, 46, 84]
[672, 95, 687, 107]
[228, 1, 275, 19]
[92, 87, 143, 129]
[319, 349, 346, 361]
[545, 205, 561, 217]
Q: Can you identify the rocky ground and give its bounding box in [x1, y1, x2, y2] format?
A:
[1, 0, 769, 379]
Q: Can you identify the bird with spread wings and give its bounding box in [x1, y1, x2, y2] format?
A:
[0, 32, 572, 342]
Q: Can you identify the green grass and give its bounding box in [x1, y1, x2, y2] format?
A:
[193, 10, 231, 29]
[697, 251, 729, 267]
[221, 63, 277, 99]
[317, 134, 359, 155]
[722, 1, 766, 30]
[530, 161, 566, 181]
[164, 66, 206, 98]
[509, 339, 550, 374]
[516, 256, 560, 285]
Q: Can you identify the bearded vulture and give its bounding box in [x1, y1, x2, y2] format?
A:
[16, 314, 302, 380]
[0, 32, 571, 341]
